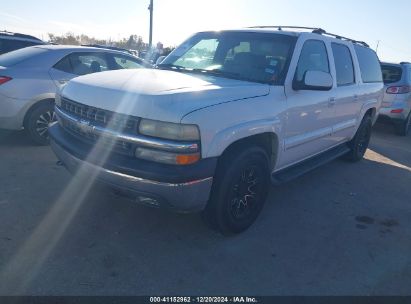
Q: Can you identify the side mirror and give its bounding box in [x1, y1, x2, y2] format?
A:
[156, 56, 166, 65]
[293, 70, 333, 91]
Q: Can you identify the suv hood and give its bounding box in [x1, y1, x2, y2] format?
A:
[61, 69, 270, 123]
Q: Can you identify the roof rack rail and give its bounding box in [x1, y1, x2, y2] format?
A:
[400, 61, 411, 65]
[247, 26, 369, 48]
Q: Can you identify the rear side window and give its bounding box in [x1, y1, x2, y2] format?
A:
[381, 65, 402, 84]
[295, 40, 329, 82]
[54, 52, 109, 75]
[0, 46, 47, 67]
[332, 43, 355, 86]
[354, 45, 383, 83]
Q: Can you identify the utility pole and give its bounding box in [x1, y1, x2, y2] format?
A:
[376, 40, 380, 54]
[148, 0, 153, 48]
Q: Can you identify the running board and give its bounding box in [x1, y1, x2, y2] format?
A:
[271, 144, 350, 185]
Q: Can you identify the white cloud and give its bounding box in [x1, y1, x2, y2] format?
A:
[0, 12, 26, 23]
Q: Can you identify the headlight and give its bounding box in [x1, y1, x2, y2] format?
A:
[139, 119, 200, 141]
[55, 93, 62, 107]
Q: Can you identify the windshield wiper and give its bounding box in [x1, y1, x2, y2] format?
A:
[193, 69, 265, 84]
[157, 63, 187, 71]
[158, 66, 268, 84]
[189, 68, 239, 78]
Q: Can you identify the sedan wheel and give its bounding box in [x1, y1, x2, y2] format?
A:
[35, 110, 56, 138]
[25, 102, 56, 145]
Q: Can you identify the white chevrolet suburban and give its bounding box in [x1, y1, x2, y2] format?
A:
[49, 27, 384, 234]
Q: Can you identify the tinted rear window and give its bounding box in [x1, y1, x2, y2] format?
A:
[354, 45, 383, 83]
[0, 47, 48, 67]
[381, 65, 403, 84]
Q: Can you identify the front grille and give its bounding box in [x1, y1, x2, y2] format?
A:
[61, 97, 139, 133]
[60, 117, 133, 155]
[58, 98, 139, 156]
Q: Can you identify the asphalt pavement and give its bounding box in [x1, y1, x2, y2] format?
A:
[0, 123, 410, 295]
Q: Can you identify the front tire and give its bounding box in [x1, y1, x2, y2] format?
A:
[344, 115, 372, 162]
[24, 102, 56, 145]
[203, 147, 270, 235]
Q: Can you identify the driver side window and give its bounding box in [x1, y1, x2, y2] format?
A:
[295, 40, 329, 82]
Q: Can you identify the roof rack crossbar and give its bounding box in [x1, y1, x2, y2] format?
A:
[247, 26, 369, 47]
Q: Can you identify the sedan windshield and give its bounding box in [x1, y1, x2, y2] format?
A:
[159, 31, 297, 85]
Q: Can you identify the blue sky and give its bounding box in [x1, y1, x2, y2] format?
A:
[1, 0, 411, 62]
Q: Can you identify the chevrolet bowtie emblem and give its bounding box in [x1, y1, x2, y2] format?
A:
[78, 119, 94, 134]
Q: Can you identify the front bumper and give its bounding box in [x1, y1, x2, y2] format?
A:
[49, 124, 215, 212]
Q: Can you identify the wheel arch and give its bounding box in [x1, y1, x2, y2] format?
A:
[364, 107, 377, 119]
[215, 132, 280, 172]
[23, 97, 55, 128]
[360, 100, 378, 125]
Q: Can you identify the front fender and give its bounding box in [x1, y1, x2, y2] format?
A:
[205, 118, 282, 158]
[180, 87, 287, 160]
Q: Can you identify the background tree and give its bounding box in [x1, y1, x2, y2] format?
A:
[47, 32, 153, 53]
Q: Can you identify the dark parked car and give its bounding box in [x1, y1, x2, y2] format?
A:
[0, 31, 45, 55]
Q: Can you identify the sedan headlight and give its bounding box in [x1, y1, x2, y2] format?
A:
[139, 119, 200, 141]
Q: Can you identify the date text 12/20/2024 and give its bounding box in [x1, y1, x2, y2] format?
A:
[149, 297, 259, 303]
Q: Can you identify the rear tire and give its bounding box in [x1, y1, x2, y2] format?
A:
[344, 115, 372, 162]
[24, 102, 56, 146]
[203, 146, 270, 235]
[394, 113, 411, 136]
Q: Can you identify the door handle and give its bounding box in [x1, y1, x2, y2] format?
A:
[58, 79, 69, 84]
[328, 97, 336, 107]
[354, 94, 359, 102]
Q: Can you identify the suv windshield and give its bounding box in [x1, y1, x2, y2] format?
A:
[381, 64, 403, 84]
[159, 31, 297, 85]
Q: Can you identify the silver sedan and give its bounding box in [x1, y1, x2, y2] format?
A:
[0, 45, 149, 144]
